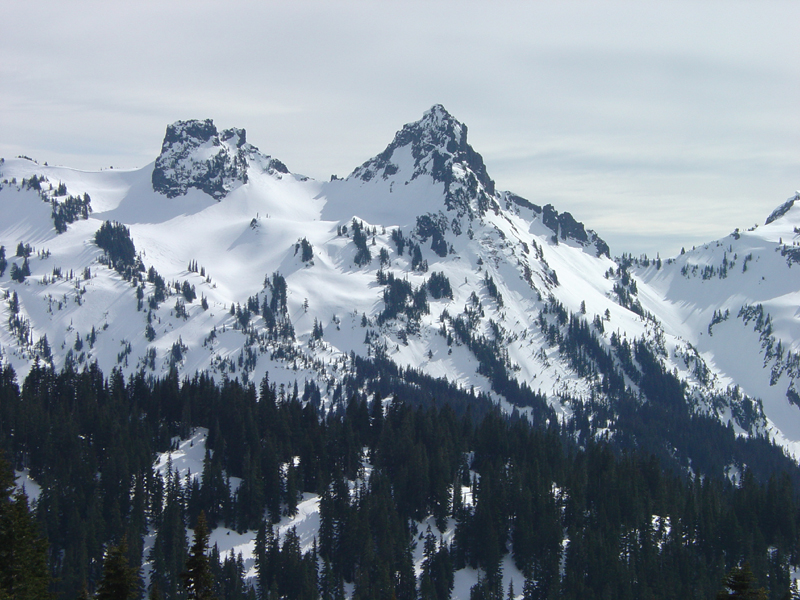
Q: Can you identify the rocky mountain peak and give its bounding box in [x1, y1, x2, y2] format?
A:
[401, 103, 467, 157]
[150, 119, 285, 201]
[151, 119, 249, 200]
[765, 191, 800, 225]
[350, 105, 496, 218]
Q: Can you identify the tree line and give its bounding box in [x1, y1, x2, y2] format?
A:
[1, 359, 800, 599]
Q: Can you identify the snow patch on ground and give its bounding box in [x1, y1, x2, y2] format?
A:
[14, 469, 41, 503]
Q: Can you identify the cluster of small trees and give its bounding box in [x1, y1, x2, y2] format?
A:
[296, 238, 313, 263]
[427, 271, 453, 300]
[95, 221, 143, 279]
[187, 260, 207, 277]
[351, 220, 372, 267]
[13, 175, 92, 233]
[376, 270, 429, 324]
[9, 257, 31, 283]
[52, 192, 92, 234]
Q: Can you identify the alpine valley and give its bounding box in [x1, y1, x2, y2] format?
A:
[3, 106, 800, 600]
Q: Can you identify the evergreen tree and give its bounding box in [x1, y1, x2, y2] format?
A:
[715, 563, 768, 599]
[0, 458, 52, 600]
[150, 465, 188, 600]
[182, 511, 216, 600]
[419, 544, 437, 599]
[95, 536, 141, 600]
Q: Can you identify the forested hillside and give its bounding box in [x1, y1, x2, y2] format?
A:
[2, 360, 799, 599]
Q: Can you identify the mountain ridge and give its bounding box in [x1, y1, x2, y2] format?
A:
[1, 105, 799, 460]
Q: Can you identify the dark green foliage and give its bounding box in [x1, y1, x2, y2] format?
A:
[255, 522, 316, 600]
[376, 271, 429, 324]
[420, 526, 454, 600]
[10, 257, 30, 282]
[378, 246, 390, 267]
[182, 281, 197, 303]
[484, 273, 503, 307]
[170, 339, 187, 365]
[95, 536, 141, 600]
[95, 221, 142, 279]
[149, 267, 168, 306]
[1, 350, 800, 600]
[52, 192, 91, 234]
[391, 228, 406, 256]
[0, 456, 53, 600]
[312, 318, 324, 340]
[410, 243, 427, 271]
[24, 174, 43, 191]
[246, 295, 260, 316]
[16, 242, 32, 258]
[297, 238, 313, 262]
[351, 219, 372, 266]
[95, 221, 135, 267]
[416, 214, 449, 258]
[234, 304, 251, 329]
[182, 512, 216, 600]
[175, 299, 188, 319]
[451, 314, 550, 416]
[610, 264, 644, 316]
[716, 563, 768, 599]
[319, 469, 416, 599]
[268, 273, 288, 314]
[0, 245, 7, 277]
[7, 291, 19, 315]
[427, 271, 453, 300]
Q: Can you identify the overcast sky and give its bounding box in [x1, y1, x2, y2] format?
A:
[1, 1, 798, 257]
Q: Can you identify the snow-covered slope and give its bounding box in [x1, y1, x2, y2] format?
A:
[633, 191, 800, 452]
[1, 106, 799, 456]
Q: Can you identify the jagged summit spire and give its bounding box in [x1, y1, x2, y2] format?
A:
[419, 104, 459, 130]
[409, 103, 467, 149]
[349, 105, 496, 217]
[388, 104, 468, 160]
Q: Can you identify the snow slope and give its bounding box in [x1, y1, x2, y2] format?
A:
[1, 107, 799, 458]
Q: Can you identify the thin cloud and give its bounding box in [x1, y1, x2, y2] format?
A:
[0, 1, 797, 257]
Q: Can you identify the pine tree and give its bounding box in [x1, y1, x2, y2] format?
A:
[0, 457, 52, 600]
[419, 527, 438, 600]
[148, 580, 164, 600]
[182, 511, 216, 600]
[715, 563, 768, 599]
[95, 536, 141, 600]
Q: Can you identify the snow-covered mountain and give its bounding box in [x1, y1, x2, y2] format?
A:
[1, 105, 799, 457]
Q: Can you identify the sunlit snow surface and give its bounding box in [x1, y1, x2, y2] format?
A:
[5, 113, 800, 598]
[2, 125, 800, 461]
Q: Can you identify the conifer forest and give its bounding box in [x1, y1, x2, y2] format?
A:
[2, 357, 800, 599]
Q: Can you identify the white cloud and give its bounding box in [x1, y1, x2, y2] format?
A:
[1, 0, 797, 257]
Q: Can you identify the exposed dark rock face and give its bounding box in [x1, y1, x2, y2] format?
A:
[152, 119, 289, 200]
[351, 105, 497, 218]
[766, 192, 800, 225]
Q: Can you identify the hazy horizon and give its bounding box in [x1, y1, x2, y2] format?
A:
[2, 1, 798, 258]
